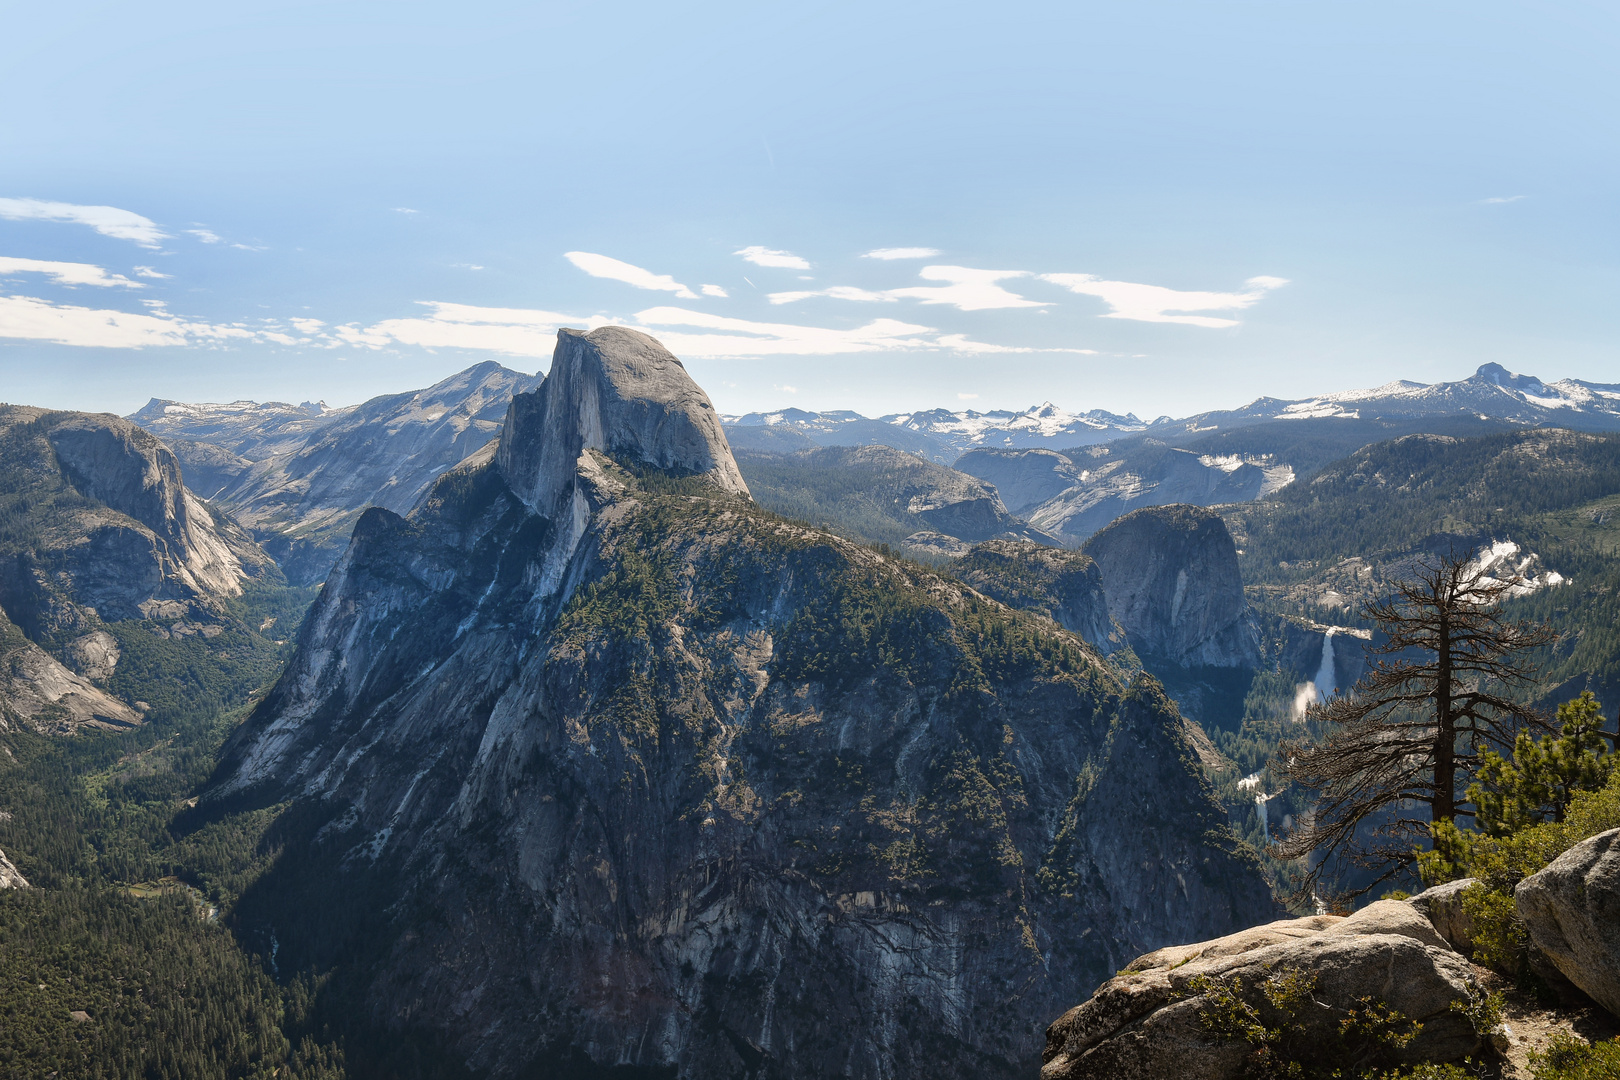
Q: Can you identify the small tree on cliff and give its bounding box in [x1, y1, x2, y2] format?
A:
[1278, 548, 1555, 899]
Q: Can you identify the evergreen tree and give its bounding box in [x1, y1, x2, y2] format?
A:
[1278, 548, 1555, 898]
[1468, 691, 1614, 836]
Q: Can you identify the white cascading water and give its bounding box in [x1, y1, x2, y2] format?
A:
[1314, 628, 1338, 701]
[1255, 791, 1275, 845]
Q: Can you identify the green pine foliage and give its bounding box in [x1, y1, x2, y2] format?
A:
[1469, 692, 1614, 836]
[0, 569, 338, 1076]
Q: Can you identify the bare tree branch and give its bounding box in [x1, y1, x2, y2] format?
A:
[1277, 545, 1555, 903]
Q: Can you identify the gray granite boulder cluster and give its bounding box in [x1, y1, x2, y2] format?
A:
[1043, 900, 1485, 1080]
[1517, 827, 1620, 1016]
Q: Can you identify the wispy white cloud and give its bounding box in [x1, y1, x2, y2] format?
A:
[863, 247, 940, 260]
[767, 285, 892, 305]
[630, 306, 937, 356]
[0, 294, 264, 348]
[186, 228, 223, 244]
[886, 266, 1045, 311]
[1479, 195, 1526, 205]
[1039, 273, 1287, 328]
[734, 245, 811, 270]
[700, 284, 728, 298]
[565, 251, 699, 299]
[451, 263, 485, 270]
[0, 197, 168, 248]
[957, 392, 979, 399]
[771, 266, 1044, 312]
[0, 257, 144, 289]
[290, 317, 326, 334]
[339, 301, 599, 356]
[394, 207, 421, 214]
[328, 298, 1097, 360]
[933, 333, 1095, 355]
[133, 265, 170, 279]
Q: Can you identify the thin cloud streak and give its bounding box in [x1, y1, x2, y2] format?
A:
[735, 245, 811, 269]
[321, 300, 1088, 359]
[0, 197, 168, 248]
[770, 266, 1045, 311]
[863, 247, 940, 260]
[1039, 273, 1287, 327]
[0, 294, 260, 348]
[0, 257, 144, 289]
[565, 251, 699, 299]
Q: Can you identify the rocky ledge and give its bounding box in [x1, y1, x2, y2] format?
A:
[1043, 899, 1485, 1080]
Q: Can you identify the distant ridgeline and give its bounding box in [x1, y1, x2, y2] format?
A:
[129, 361, 543, 585]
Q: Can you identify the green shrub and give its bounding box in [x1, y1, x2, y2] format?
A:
[1187, 968, 1442, 1079]
[1530, 1032, 1620, 1079]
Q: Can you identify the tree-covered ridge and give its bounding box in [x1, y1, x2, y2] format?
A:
[732, 444, 1036, 549]
[547, 479, 1137, 905]
[1226, 429, 1620, 586]
[0, 566, 334, 1078]
[1217, 428, 1620, 698]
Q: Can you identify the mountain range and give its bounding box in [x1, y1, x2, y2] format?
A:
[723, 363, 1620, 463]
[131, 361, 542, 582]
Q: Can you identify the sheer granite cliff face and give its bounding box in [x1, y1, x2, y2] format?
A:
[214, 329, 1274, 1080]
[1082, 505, 1261, 669]
[0, 407, 274, 627]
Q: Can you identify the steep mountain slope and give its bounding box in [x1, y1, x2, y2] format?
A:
[133, 362, 543, 584]
[1082, 506, 1261, 670]
[128, 397, 343, 459]
[953, 541, 1127, 658]
[0, 608, 140, 731]
[957, 443, 1293, 542]
[0, 406, 288, 731]
[735, 444, 1057, 555]
[211, 327, 1274, 1080]
[0, 407, 275, 628]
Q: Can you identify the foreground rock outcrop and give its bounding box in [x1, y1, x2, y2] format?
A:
[1043, 900, 1484, 1080]
[212, 327, 1275, 1080]
[1082, 505, 1261, 668]
[1517, 827, 1620, 1016]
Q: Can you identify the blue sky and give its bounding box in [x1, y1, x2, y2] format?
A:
[2, 0, 1617, 418]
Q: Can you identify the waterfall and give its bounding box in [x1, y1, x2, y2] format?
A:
[1314, 628, 1338, 701]
[1256, 791, 1274, 845]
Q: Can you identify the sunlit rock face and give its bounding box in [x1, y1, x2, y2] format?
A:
[1082, 505, 1261, 669]
[214, 328, 1274, 1080]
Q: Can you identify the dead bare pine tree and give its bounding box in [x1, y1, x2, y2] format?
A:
[1278, 547, 1555, 900]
